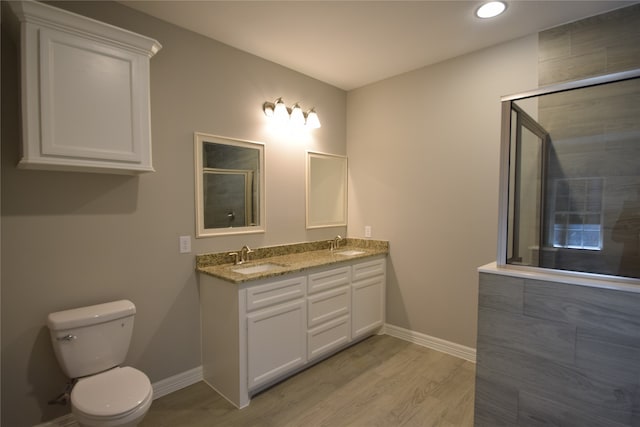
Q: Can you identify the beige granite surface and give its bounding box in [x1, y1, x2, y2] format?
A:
[196, 238, 389, 284]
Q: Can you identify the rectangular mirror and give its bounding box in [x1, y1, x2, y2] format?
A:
[306, 151, 347, 229]
[195, 133, 265, 237]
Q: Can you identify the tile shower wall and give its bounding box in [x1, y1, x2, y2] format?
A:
[538, 4, 640, 278]
[538, 4, 640, 86]
[474, 272, 640, 426]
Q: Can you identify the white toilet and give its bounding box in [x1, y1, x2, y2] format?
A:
[47, 300, 153, 427]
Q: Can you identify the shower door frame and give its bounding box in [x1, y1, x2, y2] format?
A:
[496, 68, 640, 268]
[506, 103, 549, 266]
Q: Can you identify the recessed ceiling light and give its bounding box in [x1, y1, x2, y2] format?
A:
[476, 1, 507, 19]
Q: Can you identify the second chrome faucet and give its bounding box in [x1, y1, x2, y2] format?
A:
[329, 235, 343, 251]
[229, 245, 254, 265]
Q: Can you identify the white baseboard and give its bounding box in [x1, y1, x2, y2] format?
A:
[152, 365, 203, 400]
[35, 413, 78, 427]
[384, 323, 476, 363]
[36, 366, 204, 426]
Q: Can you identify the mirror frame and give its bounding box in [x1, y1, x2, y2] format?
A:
[194, 132, 265, 237]
[306, 151, 348, 229]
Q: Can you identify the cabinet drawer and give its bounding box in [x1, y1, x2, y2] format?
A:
[307, 286, 350, 328]
[246, 276, 306, 312]
[308, 266, 350, 294]
[352, 258, 386, 281]
[307, 315, 350, 361]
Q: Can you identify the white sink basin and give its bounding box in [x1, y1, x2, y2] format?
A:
[334, 249, 366, 256]
[231, 263, 283, 275]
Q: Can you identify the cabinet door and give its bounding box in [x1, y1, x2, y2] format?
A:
[38, 28, 146, 165]
[247, 299, 306, 390]
[352, 274, 385, 339]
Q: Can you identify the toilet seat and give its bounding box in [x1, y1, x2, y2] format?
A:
[71, 366, 152, 422]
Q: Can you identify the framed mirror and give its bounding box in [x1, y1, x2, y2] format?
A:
[195, 133, 265, 237]
[306, 151, 347, 229]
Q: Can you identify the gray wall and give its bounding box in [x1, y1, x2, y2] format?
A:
[1, 2, 346, 426]
[346, 35, 538, 348]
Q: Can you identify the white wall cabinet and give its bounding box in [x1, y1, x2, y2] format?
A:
[199, 255, 386, 408]
[10, 0, 161, 174]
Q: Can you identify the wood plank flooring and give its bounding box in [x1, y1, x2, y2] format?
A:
[141, 335, 475, 427]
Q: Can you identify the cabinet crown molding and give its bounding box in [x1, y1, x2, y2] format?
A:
[10, 0, 161, 56]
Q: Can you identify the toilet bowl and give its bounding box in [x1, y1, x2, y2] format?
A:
[72, 367, 153, 427]
[47, 300, 153, 427]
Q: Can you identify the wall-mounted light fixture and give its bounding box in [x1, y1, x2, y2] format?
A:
[262, 98, 321, 129]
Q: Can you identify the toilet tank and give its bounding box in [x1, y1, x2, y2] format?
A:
[47, 300, 136, 379]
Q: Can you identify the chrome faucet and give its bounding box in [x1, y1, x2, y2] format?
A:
[240, 245, 253, 263]
[330, 235, 343, 251]
[228, 245, 254, 265]
[228, 252, 241, 265]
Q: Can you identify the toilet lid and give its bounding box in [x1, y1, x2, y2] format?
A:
[72, 367, 152, 418]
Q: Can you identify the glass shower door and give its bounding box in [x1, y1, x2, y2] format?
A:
[506, 104, 549, 266]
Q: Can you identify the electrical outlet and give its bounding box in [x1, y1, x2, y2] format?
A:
[179, 235, 191, 253]
[364, 226, 372, 238]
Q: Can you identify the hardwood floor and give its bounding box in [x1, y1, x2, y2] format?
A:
[141, 335, 475, 427]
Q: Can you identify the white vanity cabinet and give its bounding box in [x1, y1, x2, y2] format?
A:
[10, 1, 161, 174]
[199, 255, 386, 408]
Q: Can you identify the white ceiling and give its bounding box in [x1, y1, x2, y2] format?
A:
[121, 0, 636, 91]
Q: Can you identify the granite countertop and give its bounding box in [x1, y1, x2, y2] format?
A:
[196, 238, 389, 284]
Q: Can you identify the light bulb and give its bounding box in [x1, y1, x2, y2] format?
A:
[263, 102, 275, 117]
[305, 109, 321, 129]
[273, 98, 289, 124]
[290, 103, 305, 126]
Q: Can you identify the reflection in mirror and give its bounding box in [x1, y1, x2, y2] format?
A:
[194, 133, 265, 237]
[306, 152, 347, 229]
